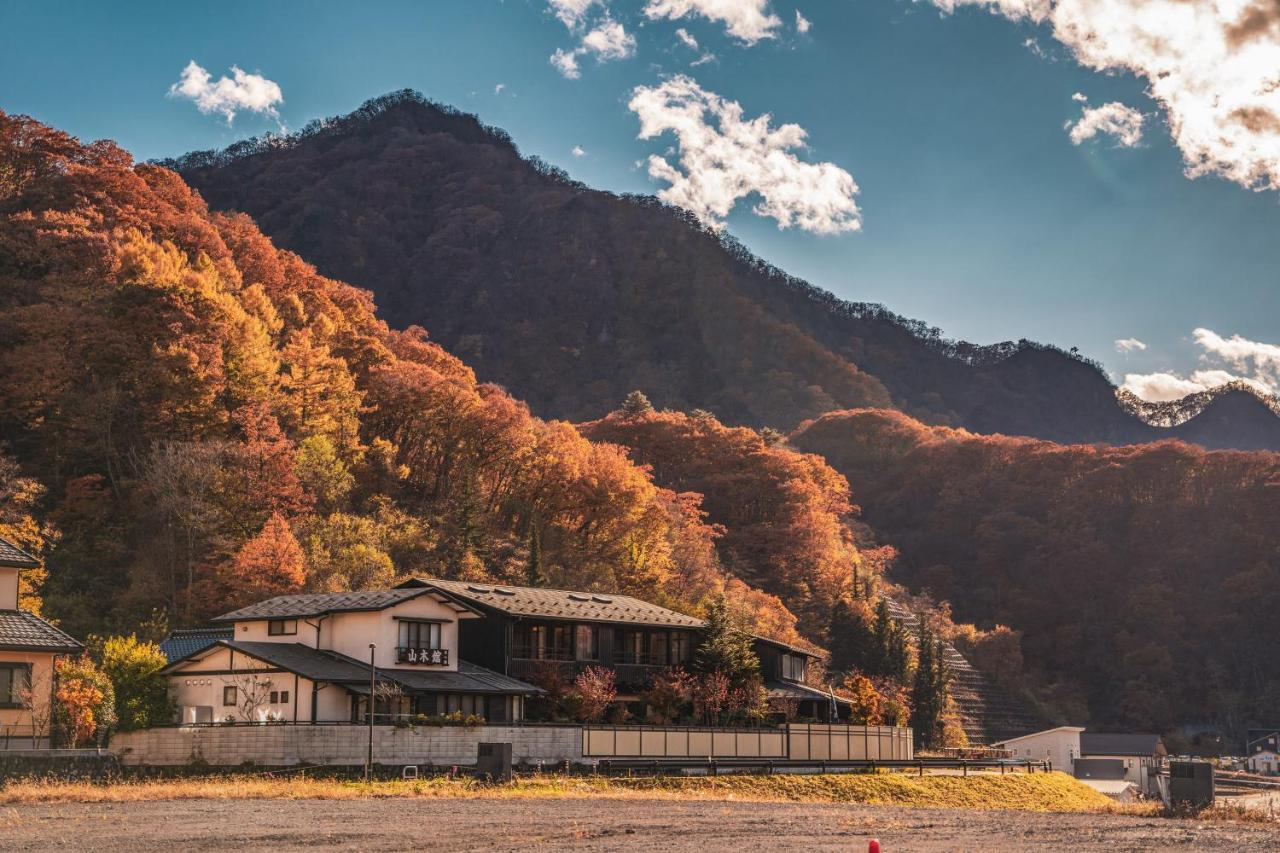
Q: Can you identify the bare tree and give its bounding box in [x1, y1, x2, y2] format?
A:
[226, 674, 273, 722]
[15, 666, 51, 747]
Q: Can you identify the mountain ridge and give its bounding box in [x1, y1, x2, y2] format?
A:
[163, 90, 1280, 451]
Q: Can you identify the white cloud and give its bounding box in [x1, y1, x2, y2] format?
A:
[549, 15, 637, 78]
[795, 9, 811, 33]
[550, 48, 582, 79]
[1067, 100, 1145, 147]
[168, 61, 283, 124]
[495, 83, 506, 95]
[581, 19, 637, 59]
[628, 75, 861, 233]
[676, 27, 699, 49]
[547, 0, 598, 29]
[691, 52, 717, 65]
[643, 0, 783, 44]
[929, 0, 1280, 191]
[572, 145, 587, 157]
[1071, 91, 1088, 103]
[1121, 327, 1280, 401]
[1115, 337, 1147, 353]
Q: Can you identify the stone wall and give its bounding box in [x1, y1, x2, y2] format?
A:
[109, 724, 582, 768]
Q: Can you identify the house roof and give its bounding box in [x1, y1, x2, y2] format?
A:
[766, 679, 852, 706]
[158, 627, 234, 662]
[0, 537, 40, 569]
[0, 610, 82, 652]
[990, 726, 1085, 747]
[211, 586, 480, 623]
[1080, 733, 1165, 757]
[752, 634, 825, 659]
[165, 640, 540, 695]
[403, 578, 705, 628]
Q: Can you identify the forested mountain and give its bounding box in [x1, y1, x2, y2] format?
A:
[791, 408, 1280, 732]
[166, 91, 1280, 450]
[0, 111, 804, 644]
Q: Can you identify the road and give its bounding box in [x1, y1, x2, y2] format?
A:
[4, 796, 1278, 851]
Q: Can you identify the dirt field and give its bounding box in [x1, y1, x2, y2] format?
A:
[3, 796, 1277, 851]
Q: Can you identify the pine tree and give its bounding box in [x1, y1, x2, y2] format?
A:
[620, 390, 654, 418]
[827, 596, 875, 675]
[909, 620, 951, 749]
[525, 520, 545, 587]
[693, 596, 760, 688]
[871, 598, 909, 680]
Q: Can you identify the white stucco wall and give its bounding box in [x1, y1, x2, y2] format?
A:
[111, 724, 583, 767]
[169, 646, 315, 724]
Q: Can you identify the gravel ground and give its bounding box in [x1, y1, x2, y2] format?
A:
[4, 797, 1279, 851]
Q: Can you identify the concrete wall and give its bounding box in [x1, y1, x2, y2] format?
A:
[110, 724, 582, 768]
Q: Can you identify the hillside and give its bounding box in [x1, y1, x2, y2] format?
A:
[790, 408, 1280, 733]
[166, 91, 1280, 450]
[0, 111, 801, 644]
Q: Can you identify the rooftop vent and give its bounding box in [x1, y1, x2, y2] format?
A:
[567, 593, 591, 602]
[467, 585, 493, 594]
[591, 596, 614, 604]
[493, 587, 515, 595]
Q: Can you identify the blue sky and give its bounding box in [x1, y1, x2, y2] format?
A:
[3, 0, 1278, 400]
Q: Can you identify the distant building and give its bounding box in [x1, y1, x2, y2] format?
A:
[0, 537, 83, 746]
[400, 578, 850, 721]
[991, 725, 1084, 770]
[1080, 732, 1166, 789]
[1246, 731, 1280, 775]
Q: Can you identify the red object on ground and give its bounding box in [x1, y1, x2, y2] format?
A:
[868, 840, 881, 853]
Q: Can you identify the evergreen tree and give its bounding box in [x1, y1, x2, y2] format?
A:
[693, 596, 760, 688]
[620, 390, 654, 418]
[827, 596, 875, 675]
[909, 620, 951, 749]
[525, 520, 545, 587]
[870, 598, 911, 681]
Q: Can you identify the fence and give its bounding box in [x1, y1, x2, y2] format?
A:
[582, 723, 912, 761]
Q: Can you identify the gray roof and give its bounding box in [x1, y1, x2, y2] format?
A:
[401, 578, 705, 628]
[158, 628, 234, 662]
[0, 537, 39, 569]
[212, 586, 478, 623]
[1081, 733, 1165, 756]
[766, 679, 851, 706]
[0, 610, 82, 652]
[166, 640, 539, 695]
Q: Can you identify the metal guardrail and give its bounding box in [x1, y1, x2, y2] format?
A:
[593, 757, 1052, 776]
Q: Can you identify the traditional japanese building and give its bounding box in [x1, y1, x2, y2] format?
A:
[163, 585, 540, 724]
[0, 537, 83, 746]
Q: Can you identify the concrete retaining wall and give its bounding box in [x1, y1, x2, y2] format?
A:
[110, 725, 582, 768]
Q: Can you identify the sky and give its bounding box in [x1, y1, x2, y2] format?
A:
[3, 0, 1279, 401]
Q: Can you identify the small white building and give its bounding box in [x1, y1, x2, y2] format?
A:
[991, 726, 1084, 771]
[164, 586, 540, 725]
[1080, 733, 1166, 790]
[1247, 732, 1280, 775]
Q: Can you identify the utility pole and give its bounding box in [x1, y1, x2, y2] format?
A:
[366, 643, 376, 783]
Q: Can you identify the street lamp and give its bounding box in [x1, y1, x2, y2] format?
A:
[366, 643, 376, 783]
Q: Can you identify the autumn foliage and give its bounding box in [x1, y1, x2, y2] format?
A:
[0, 112, 792, 638]
[793, 408, 1280, 733]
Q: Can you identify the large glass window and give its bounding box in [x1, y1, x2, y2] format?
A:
[651, 632, 668, 665]
[574, 625, 599, 661]
[781, 654, 807, 681]
[615, 630, 648, 664]
[514, 623, 573, 660]
[398, 621, 442, 650]
[670, 632, 691, 665]
[0, 664, 30, 707]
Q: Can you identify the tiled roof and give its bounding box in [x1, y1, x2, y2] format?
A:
[402, 578, 706, 628]
[765, 679, 851, 706]
[0, 537, 40, 569]
[166, 640, 538, 694]
[0, 610, 82, 652]
[211, 587, 477, 623]
[158, 628, 234, 662]
[1080, 733, 1165, 757]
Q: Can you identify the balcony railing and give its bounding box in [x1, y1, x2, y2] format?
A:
[511, 645, 576, 662]
[396, 647, 448, 666]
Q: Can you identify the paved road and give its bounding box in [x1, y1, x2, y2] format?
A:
[4, 797, 1279, 851]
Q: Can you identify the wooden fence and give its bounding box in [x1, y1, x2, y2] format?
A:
[582, 723, 911, 761]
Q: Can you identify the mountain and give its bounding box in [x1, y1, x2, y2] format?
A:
[165, 90, 1280, 450]
[790, 408, 1280, 732]
[0, 110, 803, 646]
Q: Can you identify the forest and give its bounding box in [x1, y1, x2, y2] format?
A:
[791, 408, 1280, 732]
[168, 90, 1280, 451]
[0, 111, 803, 645]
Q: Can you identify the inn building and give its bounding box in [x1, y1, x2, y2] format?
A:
[164, 578, 851, 725]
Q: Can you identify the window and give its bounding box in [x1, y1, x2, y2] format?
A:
[615, 630, 647, 664]
[268, 619, 297, 636]
[269, 691, 279, 704]
[670, 632, 690, 664]
[574, 624, 598, 661]
[280, 690, 289, 704]
[399, 621, 442, 650]
[0, 664, 31, 708]
[222, 685, 237, 706]
[781, 654, 807, 682]
[651, 632, 668, 665]
[514, 623, 573, 660]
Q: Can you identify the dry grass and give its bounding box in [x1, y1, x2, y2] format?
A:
[0, 770, 1116, 813]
